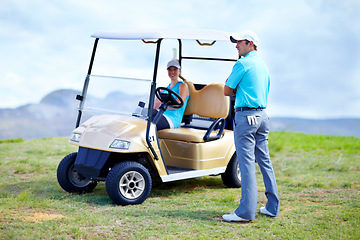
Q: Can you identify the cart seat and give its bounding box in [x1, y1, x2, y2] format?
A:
[183, 81, 229, 118]
[157, 127, 220, 143]
[157, 82, 229, 143]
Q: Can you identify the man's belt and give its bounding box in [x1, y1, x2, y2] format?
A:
[235, 107, 264, 112]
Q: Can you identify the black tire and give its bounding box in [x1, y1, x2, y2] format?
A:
[57, 152, 98, 193]
[221, 154, 241, 188]
[106, 161, 152, 206]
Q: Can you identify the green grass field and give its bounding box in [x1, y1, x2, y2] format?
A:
[0, 132, 359, 239]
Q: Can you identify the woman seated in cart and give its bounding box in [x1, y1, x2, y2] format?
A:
[153, 60, 189, 130]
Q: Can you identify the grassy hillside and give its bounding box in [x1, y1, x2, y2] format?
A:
[0, 132, 359, 239]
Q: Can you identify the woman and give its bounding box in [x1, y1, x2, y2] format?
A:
[153, 60, 189, 130]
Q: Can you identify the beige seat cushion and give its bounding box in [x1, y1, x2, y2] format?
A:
[158, 127, 222, 143]
[184, 82, 229, 119]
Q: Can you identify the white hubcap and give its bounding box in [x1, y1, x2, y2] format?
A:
[119, 171, 145, 200]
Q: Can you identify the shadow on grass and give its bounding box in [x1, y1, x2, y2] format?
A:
[150, 176, 227, 197]
[1, 175, 229, 206]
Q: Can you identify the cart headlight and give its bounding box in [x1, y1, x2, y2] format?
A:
[70, 133, 82, 142]
[110, 140, 131, 150]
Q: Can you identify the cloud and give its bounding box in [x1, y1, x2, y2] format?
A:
[259, 0, 360, 118]
[0, 0, 359, 119]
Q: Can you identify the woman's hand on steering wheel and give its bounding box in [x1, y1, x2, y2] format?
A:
[155, 87, 184, 109]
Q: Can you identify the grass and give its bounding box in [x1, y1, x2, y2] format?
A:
[0, 132, 359, 239]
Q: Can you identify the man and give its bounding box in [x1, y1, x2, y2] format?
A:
[222, 31, 280, 222]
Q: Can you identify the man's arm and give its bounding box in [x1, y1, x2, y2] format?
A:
[224, 85, 236, 97]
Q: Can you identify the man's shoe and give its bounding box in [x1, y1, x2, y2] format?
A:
[222, 212, 250, 222]
[259, 207, 276, 217]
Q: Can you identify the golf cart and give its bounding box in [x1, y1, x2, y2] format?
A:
[57, 29, 240, 205]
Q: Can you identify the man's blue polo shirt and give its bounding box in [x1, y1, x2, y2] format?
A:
[225, 51, 270, 109]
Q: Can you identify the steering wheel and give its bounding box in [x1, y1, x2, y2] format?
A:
[155, 87, 184, 109]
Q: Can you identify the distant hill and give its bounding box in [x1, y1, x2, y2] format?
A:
[270, 118, 360, 138]
[0, 89, 80, 140]
[0, 89, 359, 140]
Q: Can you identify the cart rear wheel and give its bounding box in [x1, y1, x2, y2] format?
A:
[57, 152, 98, 193]
[221, 154, 241, 188]
[106, 161, 152, 205]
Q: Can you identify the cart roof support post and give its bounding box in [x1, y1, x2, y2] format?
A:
[146, 38, 163, 160]
[76, 38, 99, 128]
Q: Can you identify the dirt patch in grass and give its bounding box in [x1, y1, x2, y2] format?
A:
[14, 210, 65, 223]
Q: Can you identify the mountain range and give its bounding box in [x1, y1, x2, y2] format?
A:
[1, 89, 359, 140]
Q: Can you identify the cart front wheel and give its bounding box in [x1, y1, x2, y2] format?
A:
[106, 161, 152, 205]
[57, 152, 98, 193]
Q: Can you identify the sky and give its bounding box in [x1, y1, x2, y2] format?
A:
[1, 0, 359, 119]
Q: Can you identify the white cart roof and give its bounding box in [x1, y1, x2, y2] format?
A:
[91, 29, 233, 41]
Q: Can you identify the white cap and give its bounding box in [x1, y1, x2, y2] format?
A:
[230, 31, 260, 47]
[167, 60, 181, 70]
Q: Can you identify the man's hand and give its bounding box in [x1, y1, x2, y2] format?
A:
[224, 85, 236, 97]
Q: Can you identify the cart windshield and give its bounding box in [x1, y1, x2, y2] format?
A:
[82, 75, 151, 116]
[78, 30, 238, 123]
[80, 39, 154, 120]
